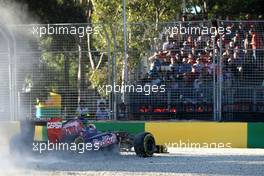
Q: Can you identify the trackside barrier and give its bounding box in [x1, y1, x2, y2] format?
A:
[5, 121, 264, 148]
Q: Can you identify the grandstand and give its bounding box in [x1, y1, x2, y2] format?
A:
[127, 19, 264, 121]
[1, 17, 263, 122]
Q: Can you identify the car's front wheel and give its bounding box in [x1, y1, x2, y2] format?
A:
[133, 132, 156, 157]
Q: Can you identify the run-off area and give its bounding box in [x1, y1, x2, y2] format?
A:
[1, 148, 264, 176]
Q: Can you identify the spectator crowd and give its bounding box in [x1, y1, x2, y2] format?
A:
[143, 15, 264, 96]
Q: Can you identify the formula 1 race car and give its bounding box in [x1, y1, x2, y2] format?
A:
[10, 118, 166, 157]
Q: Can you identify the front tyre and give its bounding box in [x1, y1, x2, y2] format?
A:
[133, 132, 156, 157]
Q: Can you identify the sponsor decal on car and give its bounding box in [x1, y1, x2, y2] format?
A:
[92, 134, 117, 147]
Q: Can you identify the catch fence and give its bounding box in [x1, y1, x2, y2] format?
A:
[0, 20, 263, 121]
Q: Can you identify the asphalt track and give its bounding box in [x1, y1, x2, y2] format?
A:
[1, 148, 264, 176]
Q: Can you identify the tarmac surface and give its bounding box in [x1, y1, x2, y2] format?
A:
[1, 148, 264, 176]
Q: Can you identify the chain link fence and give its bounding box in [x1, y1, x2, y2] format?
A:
[0, 20, 263, 121]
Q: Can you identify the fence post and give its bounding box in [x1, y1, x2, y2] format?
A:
[212, 36, 217, 121]
[0, 26, 17, 121]
[217, 20, 223, 121]
[122, 0, 128, 105]
[112, 26, 117, 120]
[104, 25, 112, 120]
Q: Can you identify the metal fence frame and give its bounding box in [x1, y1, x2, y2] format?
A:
[0, 20, 263, 121]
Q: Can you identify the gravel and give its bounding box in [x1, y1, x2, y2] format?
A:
[1, 148, 264, 176]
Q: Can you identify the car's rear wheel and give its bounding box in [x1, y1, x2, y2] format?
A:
[133, 132, 156, 157]
[74, 136, 85, 153]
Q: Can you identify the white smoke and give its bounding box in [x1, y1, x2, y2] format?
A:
[0, 2, 122, 175]
[0, 1, 38, 175]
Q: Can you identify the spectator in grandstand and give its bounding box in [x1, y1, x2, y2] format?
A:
[183, 36, 195, 53]
[148, 52, 161, 76]
[169, 77, 179, 90]
[118, 102, 126, 119]
[229, 41, 235, 50]
[205, 57, 214, 75]
[200, 48, 210, 63]
[243, 32, 254, 64]
[146, 15, 263, 95]
[187, 53, 196, 64]
[175, 53, 182, 64]
[233, 31, 242, 48]
[250, 29, 263, 65]
[222, 49, 232, 64]
[164, 51, 172, 63]
[162, 36, 174, 51]
[180, 47, 188, 59]
[193, 58, 205, 73]
[237, 23, 246, 39]
[194, 77, 203, 91]
[191, 46, 197, 56]
[195, 35, 206, 52]
[183, 57, 192, 71]
[96, 102, 109, 120]
[200, 66, 210, 82]
[187, 36, 195, 48]
[216, 38, 222, 49]
[226, 57, 240, 82]
[233, 49, 243, 66]
[183, 66, 199, 86]
[223, 67, 234, 87]
[169, 57, 176, 71]
[150, 74, 162, 86]
[76, 100, 91, 118]
[148, 52, 159, 63]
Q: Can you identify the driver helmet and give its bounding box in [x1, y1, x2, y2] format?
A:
[87, 124, 97, 132]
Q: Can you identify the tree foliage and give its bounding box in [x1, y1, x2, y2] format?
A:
[5, 0, 262, 113]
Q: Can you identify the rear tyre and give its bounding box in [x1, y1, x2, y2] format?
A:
[74, 136, 85, 153]
[133, 132, 156, 157]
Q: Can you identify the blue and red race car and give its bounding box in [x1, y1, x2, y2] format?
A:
[11, 118, 166, 157]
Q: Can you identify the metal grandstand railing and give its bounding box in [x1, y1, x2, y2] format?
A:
[0, 20, 263, 121]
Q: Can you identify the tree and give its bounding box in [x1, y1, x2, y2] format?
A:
[89, 0, 182, 90]
[186, 0, 263, 19]
[6, 0, 263, 117]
